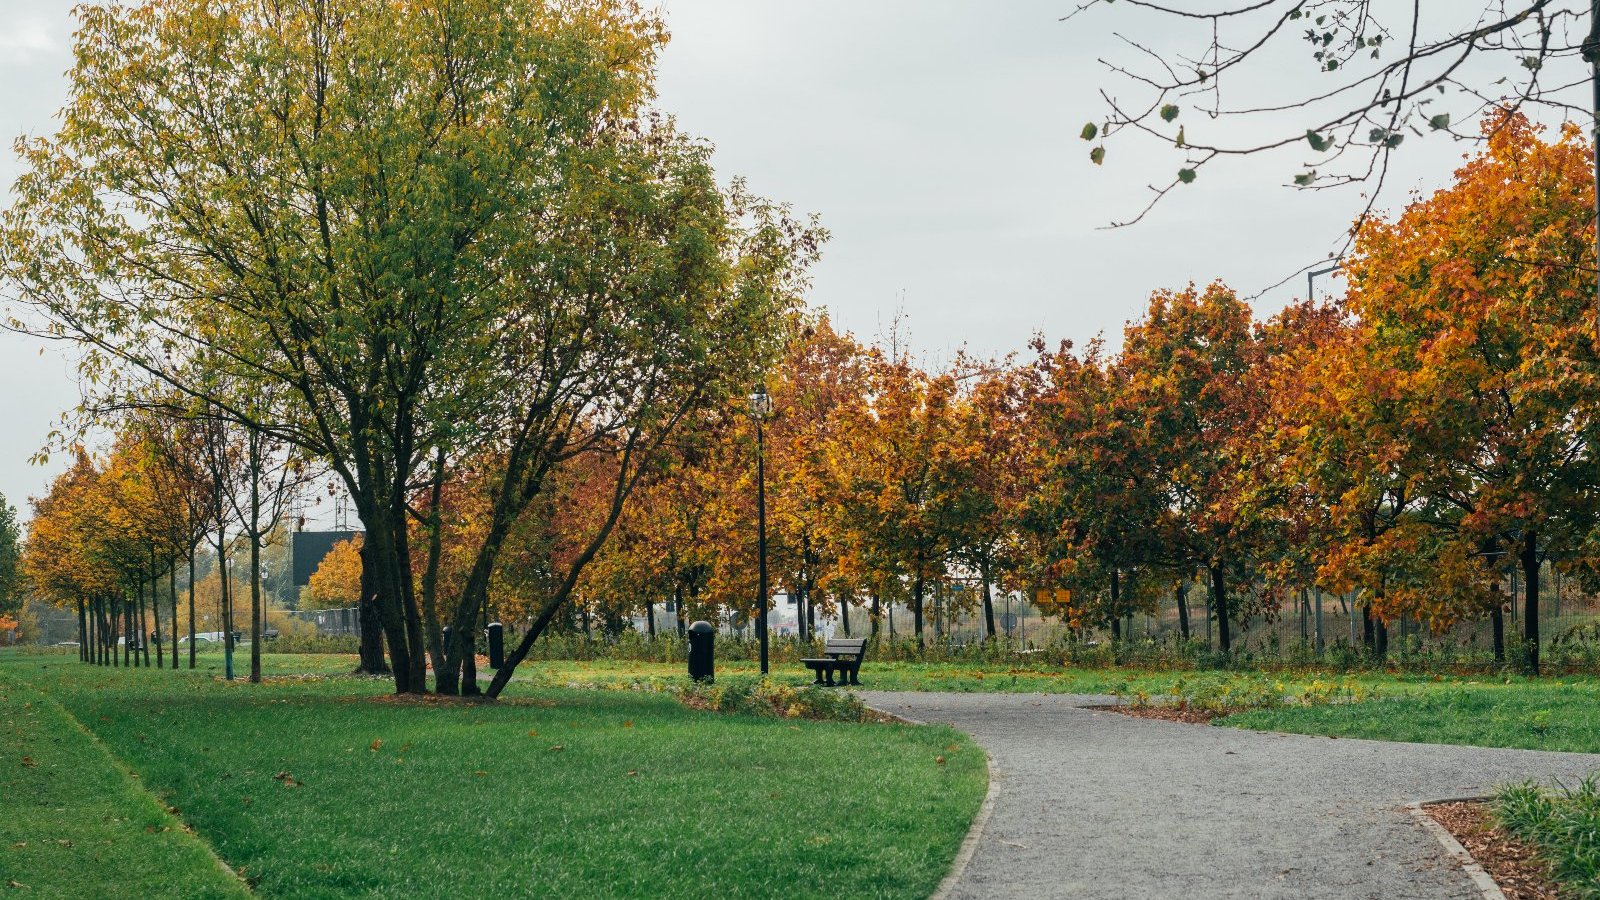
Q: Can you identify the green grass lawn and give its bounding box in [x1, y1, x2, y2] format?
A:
[0, 650, 985, 899]
[509, 656, 1600, 754]
[1221, 678, 1600, 754]
[0, 668, 248, 897]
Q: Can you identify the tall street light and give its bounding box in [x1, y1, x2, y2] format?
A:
[748, 388, 774, 675]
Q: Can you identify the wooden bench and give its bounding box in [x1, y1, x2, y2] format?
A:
[801, 638, 868, 686]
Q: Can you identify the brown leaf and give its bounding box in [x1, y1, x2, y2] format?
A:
[547, 745, 564, 752]
[369, 739, 382, 752]
[19, 756, 35, 768]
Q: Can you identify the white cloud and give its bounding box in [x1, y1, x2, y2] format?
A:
[0, 16, 58, 64]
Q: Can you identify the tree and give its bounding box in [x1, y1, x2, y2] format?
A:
[828, 348, 959, 646]
[4, 0, 818, 696]
[1021, 338, 1164, 639]
[1339, 113, 1600, 673]
[1116, 282, 1268, 653]
[305, 538, 364, 610]
[1074, 0, 1599, 266]
[0, 494, 20, 621]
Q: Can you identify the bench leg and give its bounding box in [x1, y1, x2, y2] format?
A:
[811, 667, 825, 686]
[848, 665, 861, 686]
[825, 665, 836, 687]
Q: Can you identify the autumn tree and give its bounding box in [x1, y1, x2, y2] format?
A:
[1340, 113, 1600, 674]
[1021, 338, 1165, 639]
[305, 538, 364, 610]
[1116, 282, 1270, 653]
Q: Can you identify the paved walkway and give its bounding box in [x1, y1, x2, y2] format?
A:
[861, 691, 1600, 900]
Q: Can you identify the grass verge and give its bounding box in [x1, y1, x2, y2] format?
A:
[0, 651, 985, 899]
[0, 664, 248, 897]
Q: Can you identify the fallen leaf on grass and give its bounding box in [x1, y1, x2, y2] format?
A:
[8, 879, 28, 889]
[935, 756, 946, 765]
[273, 771, 301, 787]
[547, 745, 564, 752]
[623, 720, 633, 728]
[369, 739, 382, 752]
[625, 770, 638, 777]
[474, 771, 488, 777]
[19, 756, 35, 768]
[526, 729, 538, 737]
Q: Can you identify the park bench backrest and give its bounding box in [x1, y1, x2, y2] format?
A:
[823, 638, 867, 659]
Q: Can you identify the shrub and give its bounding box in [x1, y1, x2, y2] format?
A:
[676, 676, 870, 723]
[1494, 775, 1600, 899]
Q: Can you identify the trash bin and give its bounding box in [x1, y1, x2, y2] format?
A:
[687, 621, 715, 683]
[487, 622, 504, 670]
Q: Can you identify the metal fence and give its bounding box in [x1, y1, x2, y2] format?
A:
[285, 606, 363, 636]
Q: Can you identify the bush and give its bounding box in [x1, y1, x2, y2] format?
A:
[676, 676, 871, 723]
[1495, 775, 1600, 899]
[263, 633, 359, 655]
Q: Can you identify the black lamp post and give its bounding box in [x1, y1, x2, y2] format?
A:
[748, 389, 774, 675]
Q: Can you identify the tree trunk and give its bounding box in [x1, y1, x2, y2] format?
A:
[187, 545, 198, 669]
[1521, 530, 1541, 675]
[842, 597, 851, 637]
[1362, 603, 1375, 650]
[1176, 581, 1190, 641]
[1374, 617, 1389, 661]
[77, 600, 87, 663]
[418, 448, 451, 693]
[1210, 563, 1232, 654]
[152, 564, 165, 670]
[1491, 602, 1506, 664]
[170, 555, 179, 670]
[870, 597, 881, 640]
[981, 559, 997, 641]
[217, 527, 234, 681]
[1109, 569, 1122, 642]
[355, 541, 390, 675]
[674, 584, 687, 638]
[646, 600, 656, 638]
[912, 572, 925, 648]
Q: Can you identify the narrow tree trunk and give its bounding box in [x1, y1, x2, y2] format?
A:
[217, 527, 234, 681]
[1210, 563, 1232, 654]
[1521, 530, 1541, 675]
[1362, 603, 1375, 650]
[646, 600, 656, 638]
[1109, 569, 1123, 642]
[1491, 602, 1506, 664]
[77, 600, 87, 663]
[187, 545, 198, 669]
[911, 572, 925, 648]
[674, 584, 687, 638]
[842, 597, 851, 637]
[1176, 581, 1190, 641]
[1374, 617, 1389, 661]
[170, 555, 179, 670]
[152, 565, 165, 670]
[870, 596, 880, 640]
[981, 559, 997, 641]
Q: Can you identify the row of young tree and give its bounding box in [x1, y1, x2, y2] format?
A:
[21, 413, 304, 682]
[539, 113, 1596, 677]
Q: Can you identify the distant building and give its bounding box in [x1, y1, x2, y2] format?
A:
[291, 530, 363, 587]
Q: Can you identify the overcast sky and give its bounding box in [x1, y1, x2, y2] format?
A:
[0, 1, 1581, 520]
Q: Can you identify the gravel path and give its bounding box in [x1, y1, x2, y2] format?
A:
[861, 691, 1600, 900]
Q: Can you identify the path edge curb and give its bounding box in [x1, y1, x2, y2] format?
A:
[864, 702, 998, 900]
[1406, 797, 1507, 900]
